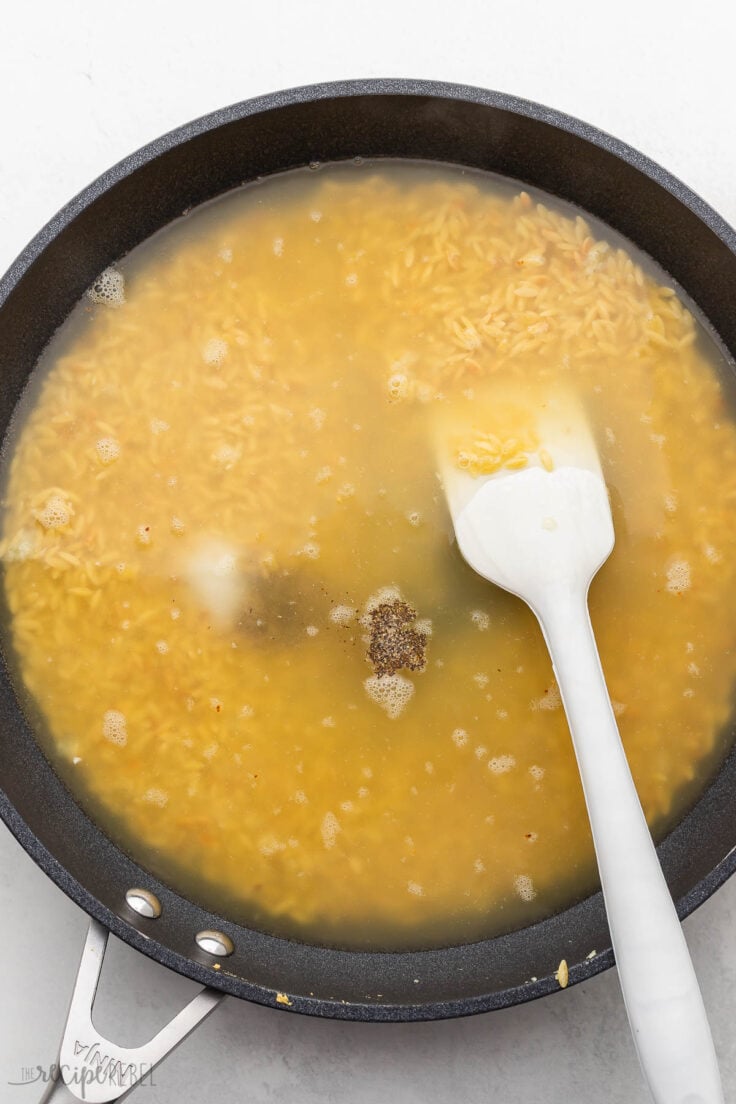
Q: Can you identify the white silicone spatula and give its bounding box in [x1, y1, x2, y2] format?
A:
[439, 392, 723, 1104]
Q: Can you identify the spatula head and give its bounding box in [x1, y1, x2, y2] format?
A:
[437, 389, 615, 610]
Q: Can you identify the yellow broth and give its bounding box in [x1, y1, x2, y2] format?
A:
[2, 162, 736, 950]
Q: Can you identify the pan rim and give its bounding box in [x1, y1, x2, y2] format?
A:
[1, 76, 735, 1022]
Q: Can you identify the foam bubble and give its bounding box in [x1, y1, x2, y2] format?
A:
[308, 407, 326, 430]
[136, 524, 152, 546]
[451, 728, 469, 748]
[329, 604, 356, 626]
[407, 881, 424, 896]
[95, 437, 120, 465]
[415, 618, 432, 636]
[155, 640, 169, 655]
[473, 859, 486, 873]
[299, 542, 320, 560]
[310, 210, 322, 223]
[474, 746, 488, 760]
[322, 716, 335, 728]
[704, 543, 722, 564]
[666, 558, 691, 594]
[150, 418, 170, 434]
[321, 811, 341, 849]
[364, 674, 414, 719]
[514, 874, 537, 901]
[489, 754, 516, 774]
[531, 682, 562, 712]
[202, 337, 228, 366]
[273, 237, 284, 257]
[471, 610, 490, 631]
[35, 493, 73, 530]
[218, 247, 233, 263]
[345, 272, 358, 286]
[406, 511, 422, 527]
[473, 673, 489, 689]
[315, 465, 332, 484]
[102, 709, 127, 746]
[387, 372, 411, 401]
[306, 625, 319, 636]
[211, 443, 241, 469]
[170, 516, 185, 535]
[87, 267, 125, 307]
[528, 765, 545, 781]
[143, 787, 168, 807]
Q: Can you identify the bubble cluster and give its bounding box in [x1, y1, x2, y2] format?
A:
[470, 610, 490, 631]
[514, 874, 537, 902]
[143, 787, 168, 807]
[387, 372, 411, 401]
[87, 267, 125, 307]
[364, 674, 414, 719]
[321, 811, 341, 849]
[666, 558, 691, 594]
[202, 337, 228, 367]
[211, 443, 240, 469]
[35, 493, 73, 530]
[95, 437, 120, 465]
[329, 604, 356, 626]
[531, 682, 561, 712]
[102, 709, 127, 746]
[488, 754, 516, 774]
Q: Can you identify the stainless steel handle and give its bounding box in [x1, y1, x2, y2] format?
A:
[39, 920, 224, 1103]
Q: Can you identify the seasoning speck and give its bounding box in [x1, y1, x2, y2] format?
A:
[367, 599, 427, 676]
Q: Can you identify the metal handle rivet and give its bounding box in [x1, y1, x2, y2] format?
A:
[195, 929, 234, 956]
[125, 887, 162, 919]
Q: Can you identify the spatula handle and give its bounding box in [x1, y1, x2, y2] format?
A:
[537, 590, 723, 1104]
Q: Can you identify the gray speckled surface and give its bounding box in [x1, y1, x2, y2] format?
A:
[1, 2, 735, 1100]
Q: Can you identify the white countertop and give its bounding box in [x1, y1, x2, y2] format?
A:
[1, 2, 735, 1100]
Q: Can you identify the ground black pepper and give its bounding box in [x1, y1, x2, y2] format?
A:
[367, 599, 427, 676]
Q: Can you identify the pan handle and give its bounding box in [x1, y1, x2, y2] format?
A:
[39, 919, 224, 1103]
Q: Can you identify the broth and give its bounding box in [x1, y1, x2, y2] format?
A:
[2, 161, 736, 950]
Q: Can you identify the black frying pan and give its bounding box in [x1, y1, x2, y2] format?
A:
[1, 78, 735, 1098]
